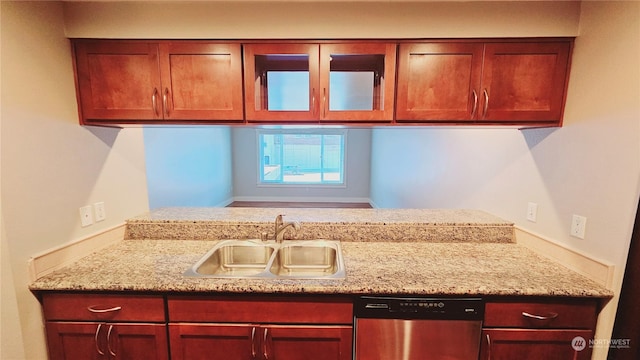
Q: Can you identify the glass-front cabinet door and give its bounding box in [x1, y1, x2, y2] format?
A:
[243, 43, 396, 123]
[320, 43, 396, 122]
[244, 44, 320, 122]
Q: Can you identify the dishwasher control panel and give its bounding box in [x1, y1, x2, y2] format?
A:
[355, 296, 484, 320]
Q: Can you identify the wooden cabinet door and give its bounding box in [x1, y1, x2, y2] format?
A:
[46, 322, 168, 360]
[480, 42, 571, 124]
[169, 323, 256, 360]
[158, 42, 244, 121]
[396, 42, 483, 122]
[74, 41, 162, 122]
[243, 43, 320, 122]
[320, 43, 396, 123]
[109, 323, 168, 360]
[480, 329, 593, 360]
[46, 322, 107, 360]
[266, 325, 352, 360]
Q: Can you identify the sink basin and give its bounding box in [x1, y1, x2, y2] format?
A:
[184, 239, 345, 279]
[184, 240, 277, 277]
[270, 240, 344, 278]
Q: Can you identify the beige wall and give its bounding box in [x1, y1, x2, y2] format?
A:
[0, 2, 150, 358]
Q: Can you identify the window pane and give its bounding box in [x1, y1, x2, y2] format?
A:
[259, 131, 345, 185]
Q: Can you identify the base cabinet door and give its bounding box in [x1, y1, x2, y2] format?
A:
[46, 322, 106, 360]
[267, 325, 352, 360]
[169, 324, 255, 360]
[169, 323, 352, 360]
[480, 329, 593, 360]
[46, 322, 168, 360]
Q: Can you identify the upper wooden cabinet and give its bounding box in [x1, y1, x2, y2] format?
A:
[72, 38, 572, 126]
[73, 40, 244, 124]
[243, 42, 396, 123]
[396, 39, 572, 125]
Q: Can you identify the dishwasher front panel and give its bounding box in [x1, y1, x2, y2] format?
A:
[355, 318, 482, 360]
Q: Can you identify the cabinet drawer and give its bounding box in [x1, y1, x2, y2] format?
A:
[168, 295, 353, 324]
[484, 299, 597, 329]
[42, 293, 165, 322]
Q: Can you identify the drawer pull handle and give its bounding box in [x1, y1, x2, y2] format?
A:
[522, 311, 559, 321]
[163, 88, 170, 117]
[251, 327, 257, 359]
[152, 88, 160, 117]
[263, 328, 269, 359]
[486, 333, 491, 360]
[87, 306, 122, 313]
[482, 88, 489, 119]
[94, 323, 104, 355]
[107, 325, 116, 356]
[470, 89, 478, 119]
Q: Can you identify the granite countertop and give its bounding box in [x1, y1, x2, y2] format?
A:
[127, 207, 513, 225]
[124, 208, 516, 243]
[29, 239, 612, 298]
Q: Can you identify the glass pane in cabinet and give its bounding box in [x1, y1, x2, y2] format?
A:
[329, 54, 384, 111]
[267, 72, 309, 111]
[255, 54, 310, 111]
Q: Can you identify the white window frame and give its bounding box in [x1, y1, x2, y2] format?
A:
[256, 128, 348, 188]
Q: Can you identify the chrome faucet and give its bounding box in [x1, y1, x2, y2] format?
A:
[274, 214, 301, 243]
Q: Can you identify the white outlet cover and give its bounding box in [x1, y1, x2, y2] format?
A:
[571, 214, 587, 239]
[79, 206, 94, 227]
[94, 202, 106, 222]
[526, 202, 538, 222]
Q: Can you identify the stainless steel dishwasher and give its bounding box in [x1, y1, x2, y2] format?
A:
[354, 296, 484, 360]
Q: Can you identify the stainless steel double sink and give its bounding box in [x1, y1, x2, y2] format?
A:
[184, 239, 345, 279]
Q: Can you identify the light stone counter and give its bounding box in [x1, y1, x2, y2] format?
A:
[29, 239, 612, 298]
[29, 208, 612, 298]
[125, 208, 515, 243]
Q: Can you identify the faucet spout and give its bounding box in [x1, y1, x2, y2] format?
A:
[274, 214, 301, 243]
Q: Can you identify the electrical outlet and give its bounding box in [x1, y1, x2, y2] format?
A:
[94, 202, 106, 222]
[79, 206, 94, 227]
[570, 214, 587, 239]
[526, 202, 538, 222]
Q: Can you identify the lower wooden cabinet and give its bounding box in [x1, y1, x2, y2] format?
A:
[41, 293, 168, 360]
[169, 323, 352, 360]
[38, 292, 604, 360]
[167, 295, 353, 360]
[480, 298, 598, 360]
[480, 328, 592, 360]
[46, 322, 168, 360]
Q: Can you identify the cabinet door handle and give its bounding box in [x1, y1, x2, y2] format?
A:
[471, 90, 478, 119]
[322, 87, 327, 118]
[107, 324, 116, 356]
[152, 88, 160, 117]
[482, 88, 489, 119]
[87, 305, 122, 314]
[250, 327, 257, 359]
[94, 323, 105, 355]
[163, 88, 170, 118]
[312, 88, 316, 116]
[522, 311, 559, 321]
[485, 333, 491, 360]
[263, 327, 269, 360]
